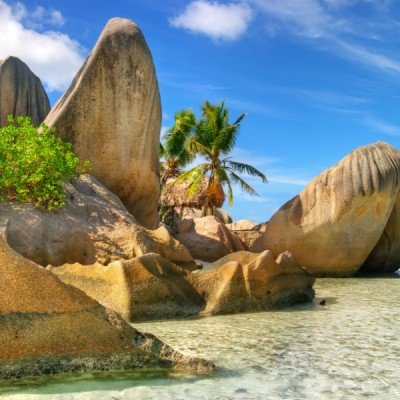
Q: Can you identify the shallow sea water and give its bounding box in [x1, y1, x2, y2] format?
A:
[2, 276, 400, 400]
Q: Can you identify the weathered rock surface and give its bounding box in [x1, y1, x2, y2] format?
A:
[148, 226, 198, 271]
[44, 18, 161, 229]
[49, 253, 204, 321]
[0, 236, 214, 379]
[226, 220, 257, 231]
[179, 207, 233, 224]
[0, 56, 50, 126]
[361, 192, 400, 274]
[190, 251, 315, 315]
[1, 175, 195, 269]
[174, 216, 246, 262]
[50, 251, 315, 320]
[226, 220, 266, 249]
[252, 142, 400, 276]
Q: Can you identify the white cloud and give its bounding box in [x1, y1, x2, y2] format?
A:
[22, 5, 66, 28]
[170, 0, 253, 41]
[268, 175, 309, 185]
[228, 147, 279, 169]
[334, 39, 400, 74]
[363, 116, 400, 137]
[253, 0, 335, 38]
[0, 0, 85, 92]
[251, 0, 400, 74]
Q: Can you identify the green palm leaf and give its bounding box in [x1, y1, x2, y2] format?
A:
[225, 160, 268, 182]
[216, 167, 234, 207]
[229, 170, 258, 196]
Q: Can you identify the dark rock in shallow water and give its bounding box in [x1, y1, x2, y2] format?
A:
[0, 56, 50, 127]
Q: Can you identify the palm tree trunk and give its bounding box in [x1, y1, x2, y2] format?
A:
[201, 198, 209, 217]
[201, 172, 214, 217]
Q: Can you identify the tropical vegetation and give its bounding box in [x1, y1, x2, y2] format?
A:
[0, 116, 88, 211]
[160, 100, 267, 217]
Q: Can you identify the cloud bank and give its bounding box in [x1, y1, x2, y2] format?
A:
[0, 0, 85, 92]
[171, 0, 400, 75]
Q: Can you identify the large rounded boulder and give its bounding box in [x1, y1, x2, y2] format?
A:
[44, 18, 161, 229]
[174, 216, 246, 262]
[0, 56, 50, 126]
[1, 175, 196, 270]
[0, 236, 214, 379]
[251, 142, 400, 276]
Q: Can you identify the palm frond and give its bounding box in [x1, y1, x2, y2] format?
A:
[233, 113, 246, 125]
[216, 167, 234, 207]
[186, 136, 213, 159]
[226, 161, 268, 182]
[162, 109, 196, 164]
[229, 170, 258, 196]
[215, 125, 238, 155]
[160, 142, 166, 158]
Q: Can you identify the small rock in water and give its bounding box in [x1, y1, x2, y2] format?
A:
[320, 299, 326, 305]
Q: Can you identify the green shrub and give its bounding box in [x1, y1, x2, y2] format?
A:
[0, 116, 88, 211]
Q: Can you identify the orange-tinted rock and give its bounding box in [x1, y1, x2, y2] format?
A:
[0, 236, 214, 379]
[189, 251, 315, 315]
[252, 142, 400, 276]
[175, 216, 246, 262]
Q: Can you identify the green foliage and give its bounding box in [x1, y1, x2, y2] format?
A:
[0, 116, 88, 211]
[160, 109, 196, 184]
[162, 101, 268, 212]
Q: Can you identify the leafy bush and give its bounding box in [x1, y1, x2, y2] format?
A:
[0, 116, 88, 211]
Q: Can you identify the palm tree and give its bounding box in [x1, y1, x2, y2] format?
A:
[159, 109, 196, 184]
[172, 100, 267, 216]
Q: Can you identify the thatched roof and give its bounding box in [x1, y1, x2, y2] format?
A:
[160, 179, 225, 209]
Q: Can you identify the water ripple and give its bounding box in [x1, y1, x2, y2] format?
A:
[2, 277, 400, 399]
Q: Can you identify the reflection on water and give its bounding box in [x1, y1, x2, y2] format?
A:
[2, 277, 400, 399]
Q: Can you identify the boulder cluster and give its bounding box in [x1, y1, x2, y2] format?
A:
[0, 17, 314, 380]
[1, 13, 399, 382]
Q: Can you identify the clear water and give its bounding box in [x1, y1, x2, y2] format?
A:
[2, 277, 400, 400]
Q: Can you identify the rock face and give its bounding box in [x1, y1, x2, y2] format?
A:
[361, 193, 400, 274]
[0, 56, 50, 127]
[0, 236, 214, 379]
[174, 216, 246, 262]
[252, 142, 400, 276]
[44, 18, 161, 229]
[1, 175, 196, 269]
[191, 251, 315, 315]
[50, 250, 315, 320]
[49, 253, 205, 321]
[226, 220, 266, 249]
[179, 207, 233, 224]
[148, 226, 198, 271]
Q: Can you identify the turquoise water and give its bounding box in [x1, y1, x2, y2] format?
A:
[2, 277, 400, 399]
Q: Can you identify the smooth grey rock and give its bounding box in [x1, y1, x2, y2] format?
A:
[44, 18, 161, 229]
[0, 56, 50, 126]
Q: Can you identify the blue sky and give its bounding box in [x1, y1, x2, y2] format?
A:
[1, 0, 400, 222]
